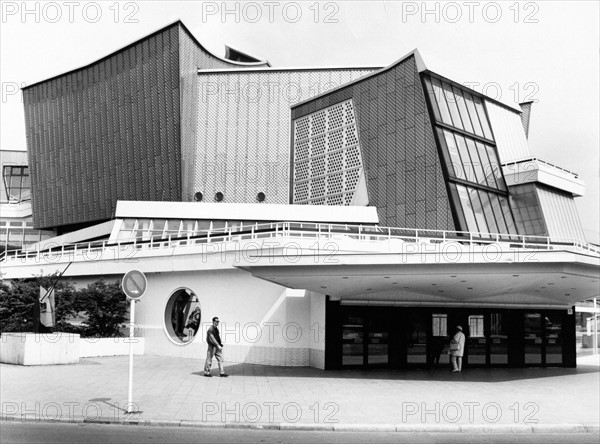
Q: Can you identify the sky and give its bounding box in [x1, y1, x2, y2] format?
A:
[1, 1, 598, 242]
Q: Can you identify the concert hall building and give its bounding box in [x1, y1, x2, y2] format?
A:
[2, 21, 598, 370]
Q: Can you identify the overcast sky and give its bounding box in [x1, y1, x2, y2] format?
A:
[1, 1, 598, 242]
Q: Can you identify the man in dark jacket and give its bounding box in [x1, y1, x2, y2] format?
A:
[204, 317, 228, 377]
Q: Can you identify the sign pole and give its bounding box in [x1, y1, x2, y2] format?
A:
[127, 298, 136, 413]
[121, 270, 147, 415]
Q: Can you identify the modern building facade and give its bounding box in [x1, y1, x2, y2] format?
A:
[0, 150, 53, 251]
[3, 22, 598, 370]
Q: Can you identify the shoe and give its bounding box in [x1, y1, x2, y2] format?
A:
[204, 373, 212, 377]
[451, 369, 459, 372]
[220, 373, 229, 377]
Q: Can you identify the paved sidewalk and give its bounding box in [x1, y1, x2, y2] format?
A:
[1, 355, 599, 433]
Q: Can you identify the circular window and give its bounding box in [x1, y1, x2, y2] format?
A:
[215, 192, 224, 202]
[194, 191, 203, 202]
[164, 288, 201, 345]
[256, 192, 266, 202]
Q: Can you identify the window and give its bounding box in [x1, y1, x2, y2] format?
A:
[469, 315, 485, 337]
[3, 166, 30, 202]
[164, 288, 201, 345]
[432, 313, 448, 337]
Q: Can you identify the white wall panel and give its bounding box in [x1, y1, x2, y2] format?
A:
[486, 101, 531, 163]
[537, 186, 586, 241]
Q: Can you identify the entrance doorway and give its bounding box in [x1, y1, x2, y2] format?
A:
[332, 303, 573, 369]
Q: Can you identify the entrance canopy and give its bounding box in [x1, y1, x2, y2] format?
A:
[240, 249, 600, 308]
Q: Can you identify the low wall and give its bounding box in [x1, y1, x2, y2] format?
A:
[0, 333, 80, 365]
[0, 333, 145, 365]
[79, 337, 145, 357]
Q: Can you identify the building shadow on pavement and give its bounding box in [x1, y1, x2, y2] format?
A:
[197, 362, 600, 383]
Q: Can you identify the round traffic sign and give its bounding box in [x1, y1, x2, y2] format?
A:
[122, 270, 147, 300]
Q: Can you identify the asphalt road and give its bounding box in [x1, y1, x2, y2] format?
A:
[1, 422, 599, 444]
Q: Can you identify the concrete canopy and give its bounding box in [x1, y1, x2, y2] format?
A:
[239, 250, 600, 308]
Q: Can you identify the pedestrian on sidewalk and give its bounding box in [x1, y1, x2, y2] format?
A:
[204, 316, 228, 377]
[449, 325, 465, 372]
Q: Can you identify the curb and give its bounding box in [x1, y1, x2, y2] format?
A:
[1, 415, 598, 433]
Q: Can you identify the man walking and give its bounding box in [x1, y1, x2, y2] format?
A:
[204, 317, 228, 377]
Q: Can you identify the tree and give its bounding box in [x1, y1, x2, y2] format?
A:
[0, 272, 78, 333]
[78, 279, 128, 337]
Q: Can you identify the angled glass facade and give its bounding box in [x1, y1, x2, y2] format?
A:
[423, 75, 518, 237]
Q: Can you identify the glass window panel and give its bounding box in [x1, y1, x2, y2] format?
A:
[407, 311, 428, 364]
[151, 219, 166, 240]
[469, 188, 490, 236]
[485, 145, 505, 190]
[135, 219, 151, 241]
[424, 78, 442, 122]
[468, 315, 486, 365]
[442, 82, 463, 129]
[499, 196, 518, 235]
[212, 220, 226, 231]
[473, 96, 493, 140]
[432, 314, 448, 337]
[367, 323, 389, 366]
[545, 313, 563, 364]
[489, 193, 509, 236]
[182, 220, 195, 236]
[464, 92, 484, 137]
[442, 129, 465, 179]
[342, 313, 364, 366]
[478, 190, 499, 234]
[196, 220, 211, 232]
[524, 313, 542, 364]
[122, 219, 136, 230]
[454, 135, 477, 183]
[431, 78, 452, 125]
[453, 87, 474, 133]
[456, 185, 480, 233]
[8, 228, 23, 243]
[475, 141, 497, 188]
[490, 313, 508, 364]
[464, 137, 487, 186]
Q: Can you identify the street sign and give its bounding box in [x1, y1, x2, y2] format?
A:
[122, 270, 147, 300]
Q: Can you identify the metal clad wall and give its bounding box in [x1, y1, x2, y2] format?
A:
[195, 69, 373, 204]
[536, 185, 586, 241]
[292, 56, 454, 230]
[179, 27, 238, 202]
[23, 25, 182, 230]
[486, 101, 531, 163]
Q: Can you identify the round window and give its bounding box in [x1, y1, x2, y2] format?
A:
[164, 288, 201, 345]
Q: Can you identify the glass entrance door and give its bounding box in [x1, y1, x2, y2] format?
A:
[524, 312, 543, 365]
[467, 314, 487, 365]
[342, 313, 364, 366]
[489, 312, 508, 365]
[407, 311, 428, 365]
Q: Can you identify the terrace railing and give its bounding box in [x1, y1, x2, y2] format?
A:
[1, 221, 599, 265]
